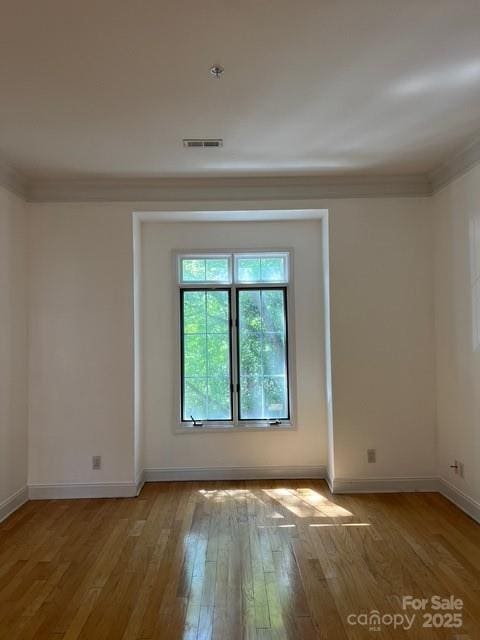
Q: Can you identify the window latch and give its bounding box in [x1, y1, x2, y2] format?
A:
[190, 415, 204, 427]
[269, 419, 282, 426]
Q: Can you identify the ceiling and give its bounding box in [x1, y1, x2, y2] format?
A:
[1, 0, 480, 181]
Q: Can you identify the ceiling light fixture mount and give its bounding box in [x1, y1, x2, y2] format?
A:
[210, 64, 224, 79]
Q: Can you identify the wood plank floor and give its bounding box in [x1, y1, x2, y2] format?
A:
[1, 480, 480, 639]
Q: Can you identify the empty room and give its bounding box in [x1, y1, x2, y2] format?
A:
[2, 1, 480, 638]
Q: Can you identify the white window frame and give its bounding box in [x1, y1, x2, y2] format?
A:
[174, 248, 296, 433]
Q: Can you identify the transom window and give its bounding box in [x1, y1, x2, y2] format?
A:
[178, 252, 293, 429]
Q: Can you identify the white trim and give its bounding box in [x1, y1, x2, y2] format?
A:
[27, 174, 431, 202]
[0, 487, 29, 523]
[6, 129, 480, 201]
[144, 465, 326, 482]
[430, 134, 480, 193]
[325, 474, 334, 493]
[4, 477, 480, 528]
[28, 482, 139, 500]
[438, 478, 480, 525]
[135, 470, 145, 496]
[175, 249, 296, 429]
[331, 476, 439, 494]
[132, 213, 144, 494]
[173, 423, 296, 434]
[137, 209, 327, 222]
[321, 214, 335, 484]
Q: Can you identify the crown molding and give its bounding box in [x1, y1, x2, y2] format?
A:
[4, 130, 480, 203]
[0, 156, 28, 199]
[430, 134, 480, 193]
[26, 173, 432, 203]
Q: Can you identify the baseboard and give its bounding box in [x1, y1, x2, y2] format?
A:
[135, 470, 145, 496]
[0, 486, 29, 523]
[331, 476, 439, 494]
[325, 474, 334, 493]
[438, 478, 480, 524]
[144, 465, 326, 482]
[3, 475, 480, 528]
[28, 482, 139, 500]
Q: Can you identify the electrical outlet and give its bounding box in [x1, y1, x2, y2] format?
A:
[92, 455, 101, 470]
[367, 448, 376, 464]
[458, 461, 464, 478]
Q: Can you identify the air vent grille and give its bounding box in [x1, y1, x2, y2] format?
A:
[183, 138, 223, 148]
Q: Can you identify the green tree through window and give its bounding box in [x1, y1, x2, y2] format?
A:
[238, 289, 288, 420]
[179, 252, 291, 426]
[182, 290, 231, 421]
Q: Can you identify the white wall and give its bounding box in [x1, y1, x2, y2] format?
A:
[329, 198, 436, 481]
[0, 186, 28, 510]
[28, 205, 135, 486]
[141, 220, 326, 472]
[26, 197, 437, 490]
[433, 163, 480, 505]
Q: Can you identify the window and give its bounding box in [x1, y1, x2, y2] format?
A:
[180, 255, 231, 284]
[178, 251, 292, 428]
[235, 253, 288, 283]
[181, 289, 232, 421]
[237, 288, 289, 420]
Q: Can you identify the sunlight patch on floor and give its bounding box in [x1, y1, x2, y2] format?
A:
[262, 488, 353, 518]
[197, 487, 354, 518]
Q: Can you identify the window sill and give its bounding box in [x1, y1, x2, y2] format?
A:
[174, 422, 295, 434]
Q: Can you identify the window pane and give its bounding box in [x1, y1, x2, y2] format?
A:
[236, 254, 288, 283]
[184, 378, 207, 420]
[238, 332, 262, 376]
[205, 258, 229, 282]
[263, 333, 286, 375]
[240, 376, 263, 419]
[238, 289, 289, 420]
[238, 290, 261, 331]
[263, 376, 288, 418]
[182, 290, 231, 421]
[237, 258, 261, 282]
[183, 290, 207, 333]
[261, 289, 286, 332]
[260, 257, 286, 282]
[182, 259, 206, 281]
[181, 257, 231, 283]
[184, 335, 206, 376]
[207, 290, 229, 333]
[208, 377, 231, 420]
[207, 334, 229, 377]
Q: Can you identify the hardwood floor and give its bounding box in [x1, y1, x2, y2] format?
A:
[1, 480, 480, 639]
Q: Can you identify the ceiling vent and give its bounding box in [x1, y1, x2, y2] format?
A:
[183, 138, 223, 148]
